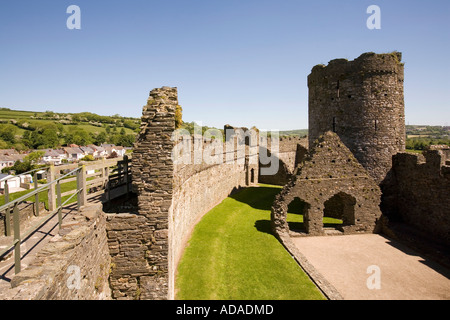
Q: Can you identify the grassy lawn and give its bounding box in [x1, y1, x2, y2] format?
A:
[175, 184, 326, 300]
[285, 197, 343, 231]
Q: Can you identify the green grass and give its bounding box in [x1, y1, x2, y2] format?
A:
[0, 109, 137, 137]
[63, 124, 136, 135]
[0, 109, 36, 119]
[405, 149, 424, 154]
[175, 184, 326, 300]
[285, 197, 343, 231]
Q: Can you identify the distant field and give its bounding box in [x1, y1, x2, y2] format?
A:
[0, 109, 37, 119]
[407, 134, 430, 138]
[0, 109, 138, 138]
[260, 129, 309, 137]
[279, 129, 308, 137]
[63, 124, 136, 135]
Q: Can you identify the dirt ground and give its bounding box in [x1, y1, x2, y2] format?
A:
[291, 234, 450, 300]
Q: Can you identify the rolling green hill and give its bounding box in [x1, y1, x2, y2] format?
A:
[0, 108, 140, 150]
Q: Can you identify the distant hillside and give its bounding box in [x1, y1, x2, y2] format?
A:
[0, 108, 140, 150]
[405, 125, 450, 150]
[258, 129, 308, 138]
[279, 129, 308, 137]
[406, 125, 450, 138]
[1, 107, 447, 152]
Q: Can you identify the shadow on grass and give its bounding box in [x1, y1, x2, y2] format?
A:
[232, 185, 342, 236]
[254, 220, 272, 235]
[229, 186, 282, 211]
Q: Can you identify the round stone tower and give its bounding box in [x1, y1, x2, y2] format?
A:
[308, 52, 406, 183]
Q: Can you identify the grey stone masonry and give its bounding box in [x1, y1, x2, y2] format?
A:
[271, 131, 382, 237]
[108, 87, 260, 300]
[308, 52, 406, 183]
[108, 87, 177, 300]
[382, 146, 450, 246]
[259, 136, 308, 186]
[0, 204, 111, 300]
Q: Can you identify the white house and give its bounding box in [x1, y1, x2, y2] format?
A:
[102, 145, 126, 158]
[79, 146, 95, 157]
[64, 147, 85, 162]
[113, 146, 126, 157]
[0, 155, 16, 170]
[42, 149, 67, 165]
[0, 153, 26, 170]
[0, 174, 21, 191]
[94, 146, 108, 159]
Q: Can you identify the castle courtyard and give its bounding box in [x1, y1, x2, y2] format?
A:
[291, 234, 450, 300]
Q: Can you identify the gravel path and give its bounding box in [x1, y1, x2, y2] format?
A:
[291, 234, 450, 300]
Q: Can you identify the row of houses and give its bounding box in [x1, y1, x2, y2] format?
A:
[0, 144, 128, 169]
[0, 144, 129, 194]
[0, 149, 26, 171]
[41, 144, 127, 165]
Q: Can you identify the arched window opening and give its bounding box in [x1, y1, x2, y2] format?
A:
[323, 192, 356, 233]
[286, 197, 310, 234]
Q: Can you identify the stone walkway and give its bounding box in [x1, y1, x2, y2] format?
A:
[291, 234, 450, 300]
[0, 204, 79, 293]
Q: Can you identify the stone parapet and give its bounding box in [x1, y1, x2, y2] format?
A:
[0, 204, 111, 300]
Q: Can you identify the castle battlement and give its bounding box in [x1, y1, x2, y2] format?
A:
[394, 147, 450, 179]
[308, 52, 404, 86]
[308, 51, 406, 183]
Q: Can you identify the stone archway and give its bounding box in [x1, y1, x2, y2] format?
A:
[271, 132, 383, 239]
[286, 197, 311, 234]
[323, 192, 356, 232]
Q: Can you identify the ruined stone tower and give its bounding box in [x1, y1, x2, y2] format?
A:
[308, 52, 406, 182]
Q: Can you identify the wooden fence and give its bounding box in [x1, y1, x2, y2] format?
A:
[0, 155, 131, 274]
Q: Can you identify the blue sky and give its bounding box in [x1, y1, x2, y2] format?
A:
[0, 0, 449, 130]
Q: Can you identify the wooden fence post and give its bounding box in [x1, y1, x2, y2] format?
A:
[33, 172, 40, 217]
[47, 165, 56, 212]
[124, 155, 130, 195]
[4, 180, 11, 236]
[77, 165, 87, 209]
[13, 203, 21, 274]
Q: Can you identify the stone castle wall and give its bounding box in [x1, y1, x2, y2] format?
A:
[170, 135, 258, 298]
[108, 87, 258, 300]
[271, 132, 382, 237]
[383, 147, 450, 245]
[259, 136, 308, 185]
[106, 213, 166, 300]
[107, 87, 177, 300]
[308, 52, 406, 183]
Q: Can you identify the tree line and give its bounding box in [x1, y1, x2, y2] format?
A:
[406, 137, 450, 151]
[0, 121, 137, 151]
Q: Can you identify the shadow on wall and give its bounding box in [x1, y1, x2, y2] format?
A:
[258, 147, 292, 186]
